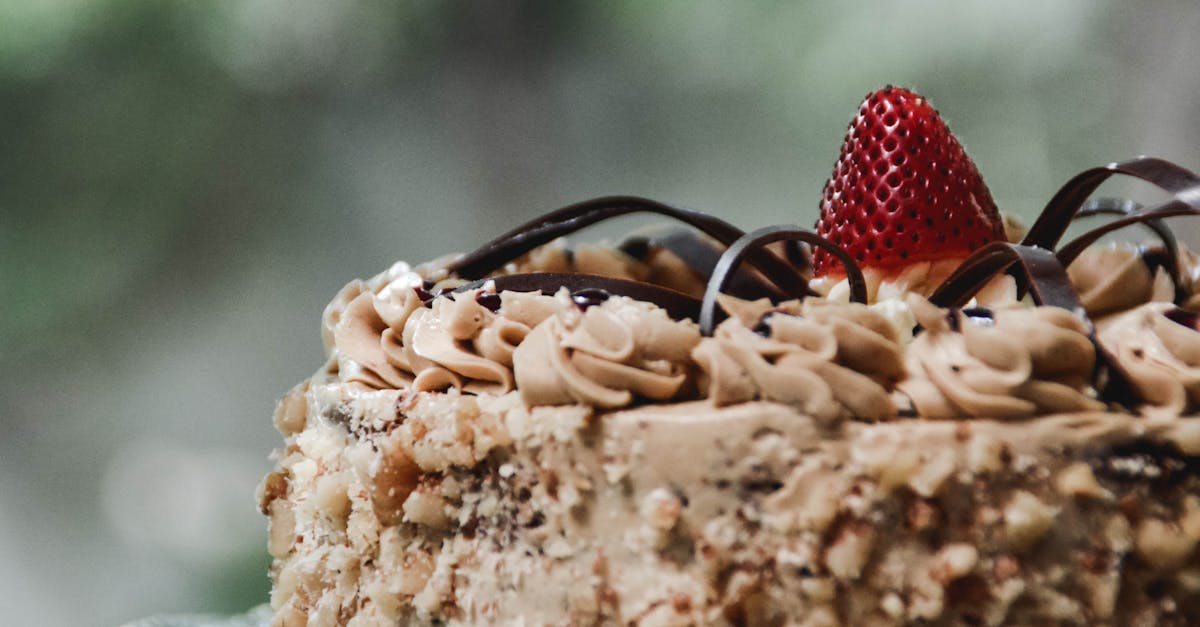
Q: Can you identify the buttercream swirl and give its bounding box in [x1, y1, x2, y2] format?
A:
[691, 297, 904, 423]
[328, 264, 564, 394]
[511, 292, 700, 408]
[897, 296, 1104, 419]
[1097, 302, 1200, 418]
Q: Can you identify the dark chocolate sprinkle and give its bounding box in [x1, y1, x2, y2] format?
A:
[945, 309, 961, 332]
[475, 292, 501, 312]
[571, 288, 611, 310]
[752, 313, 774, 337]
[962, 307, 995, 327]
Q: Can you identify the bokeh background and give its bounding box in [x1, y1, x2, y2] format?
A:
[4, 1, 1200, 624]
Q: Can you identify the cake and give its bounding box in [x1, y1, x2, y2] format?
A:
[259, 88, 1200, 626]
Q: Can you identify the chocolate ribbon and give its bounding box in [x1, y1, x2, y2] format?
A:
[699, 225, 867, 336]
[1022, 157, 1200, 251]
[1057, 198, 1200, 269]
[1070, 198, 1185, 300]
[444, 196, 807, 300]
[928, 241, 1082, 311]
[619, 229, 789, 301]
[926, 241, 1141, 405]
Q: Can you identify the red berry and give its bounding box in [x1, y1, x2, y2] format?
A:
[811, 86, 1005, 278]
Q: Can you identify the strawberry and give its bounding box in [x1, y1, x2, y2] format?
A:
[811, 86, 1005, 278]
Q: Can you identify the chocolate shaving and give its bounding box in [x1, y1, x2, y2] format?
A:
[699, 225, 867, 336]
[443, 196, 807, 300]
[1022, 157, 1200, 251]
[450, 272, 702, 322]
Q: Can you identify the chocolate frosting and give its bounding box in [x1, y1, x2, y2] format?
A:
[1071, 197, 1182, 294]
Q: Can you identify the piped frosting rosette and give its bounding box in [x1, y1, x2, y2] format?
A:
[1097, 303, 1200, 418]
[897, 295, 1104, 419]
[325, 264, 563, 394]
[692, 296, 903, 423]
[511, 292, 700, 408]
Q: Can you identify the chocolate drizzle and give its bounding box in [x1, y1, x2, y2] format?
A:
[699, 225, 867, 336]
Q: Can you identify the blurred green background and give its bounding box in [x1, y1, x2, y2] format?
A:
[3, 1, 1200, 624]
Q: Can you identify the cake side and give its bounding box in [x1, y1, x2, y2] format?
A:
[258, 231, 1200, 626]
[261, 380, 1200, 625]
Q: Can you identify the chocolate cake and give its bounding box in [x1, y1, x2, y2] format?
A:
[259, 88, 1200, 626]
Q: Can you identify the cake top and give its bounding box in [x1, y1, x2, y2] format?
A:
[319, 86, 1200, 422]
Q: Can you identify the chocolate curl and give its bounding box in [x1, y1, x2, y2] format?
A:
[451, 272, 703, 322]
[927, 241, 1136, 404]
[1057, 198, 1200, 277]
[1070, 198, 1186, 301]
[619, 230, 784, 301]
[445, 196, 807, 300]
[928, 241, 1082, 311]
[699, 225, 866, 336]
[1022, 157, 1200, 251]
